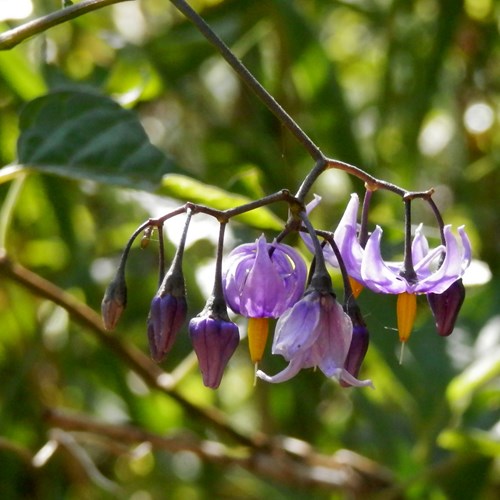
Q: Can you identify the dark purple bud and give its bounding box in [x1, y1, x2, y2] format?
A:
[189, 313, 240, 389]
[101, 269, 127, 331]
[147, 263, 187, 363]
[427, 278, 465, 337]
[147, 294, 187, 362]
[341, 302, 369, 388]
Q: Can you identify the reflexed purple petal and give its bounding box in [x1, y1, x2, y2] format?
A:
[411, 224, 429, 263]
[338, 369, 374, 388]
[415, 226, 463, 293]
[413, 244, 445, 278]
[337, 224, 364, 281]
[301, 194, 339, 266]
[362, 227, 406, 294]
[256, 354, 306, 383]
[458, 226, 472, 271]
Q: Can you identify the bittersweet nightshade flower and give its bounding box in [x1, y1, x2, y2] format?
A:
[256, 288, 373, 387]
[427, 278, 466, 336]
[336, 194, 472, 295]
[223, 235, 307, 363]
[189, 303, 240, 389]
[223, 234, 307, 317]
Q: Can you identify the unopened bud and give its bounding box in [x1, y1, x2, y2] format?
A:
[427, 279, 465, 336]
[147, 293, 187, 362]
[341, 302, 369, 387]
[101, 270, 127, 331]
[147, 261, 187, 362]
[189, 302, 239, 389]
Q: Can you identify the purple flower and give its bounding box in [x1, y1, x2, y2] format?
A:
[256, 290, 373, 387]
[223, 235, 307, 318]
[427, 278, 466, 336]
[189, 313, 240, 389]
[335, 194, 471, 295]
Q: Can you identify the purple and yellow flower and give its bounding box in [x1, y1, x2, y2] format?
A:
[304, 193, 471, 342]
[223, 235, 307, 363]
[335, 194, 472, 295]
[256, 289, 373, 387]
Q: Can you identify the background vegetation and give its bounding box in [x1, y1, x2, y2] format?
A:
[0, 0, 498, 498]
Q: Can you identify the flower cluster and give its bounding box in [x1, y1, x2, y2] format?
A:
[101, 186, 471, 390]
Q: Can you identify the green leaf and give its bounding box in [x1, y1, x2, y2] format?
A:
[446, 348, 500, 414]
[16, 89, 178, 190]
[160, 174, 284, 231]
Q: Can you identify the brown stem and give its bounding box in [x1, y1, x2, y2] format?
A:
[0, 0, 132, 50]
[45, 408, 394, 494]
[0, 250, 263, 448]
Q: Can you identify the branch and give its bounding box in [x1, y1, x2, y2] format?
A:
[0, 250, 263, 449]
[0, 0, 132, 50]
[169, 0, 324, 163]
[45, 408, 394, 494]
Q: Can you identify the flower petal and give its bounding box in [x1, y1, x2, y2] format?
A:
[415, 226, 463, 293]
[361, 227, 407, 293]
[272, 293, 321, 359]
[256, 354, 306, 383]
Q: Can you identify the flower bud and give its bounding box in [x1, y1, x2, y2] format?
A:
[340, 302, 369, 387]
[147, 265, 187, 363]
[427, 278, 465, 336]
[189, 312, 239, 389]
[101, 269, 127, 331]
[147, 293, 187, 362]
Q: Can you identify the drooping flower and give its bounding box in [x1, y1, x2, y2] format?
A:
[189, 298, 240, 389]
[223, 235, 307, 317]
[335, 194, 472, 295]
[256, 287, 373, 387]
[223, 235, 307, 363]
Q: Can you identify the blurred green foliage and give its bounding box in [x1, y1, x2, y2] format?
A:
[0, 0, 499, 498]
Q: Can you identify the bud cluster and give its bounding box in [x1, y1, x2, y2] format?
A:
[101, 184, 471, 390]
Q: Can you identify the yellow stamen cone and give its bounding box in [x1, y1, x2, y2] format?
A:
[348, 277, 364, 299]
[397, 292, 417, 343]
[247, 317, 269, 364]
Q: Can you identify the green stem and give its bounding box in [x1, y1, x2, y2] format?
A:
[0, 172, 27, 252]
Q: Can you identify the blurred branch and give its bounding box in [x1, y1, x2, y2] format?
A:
[46, 408, 394, 494]
[0, 0, 132, 50]
[0, 436, 34, 467]
[0, 251, 395, 493]
[0, 251, 262, 448]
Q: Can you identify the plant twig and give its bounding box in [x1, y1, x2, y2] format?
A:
[0, 250, 263, 449]
[0, 0, 132, 50]
[45, 407, 394, 494]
